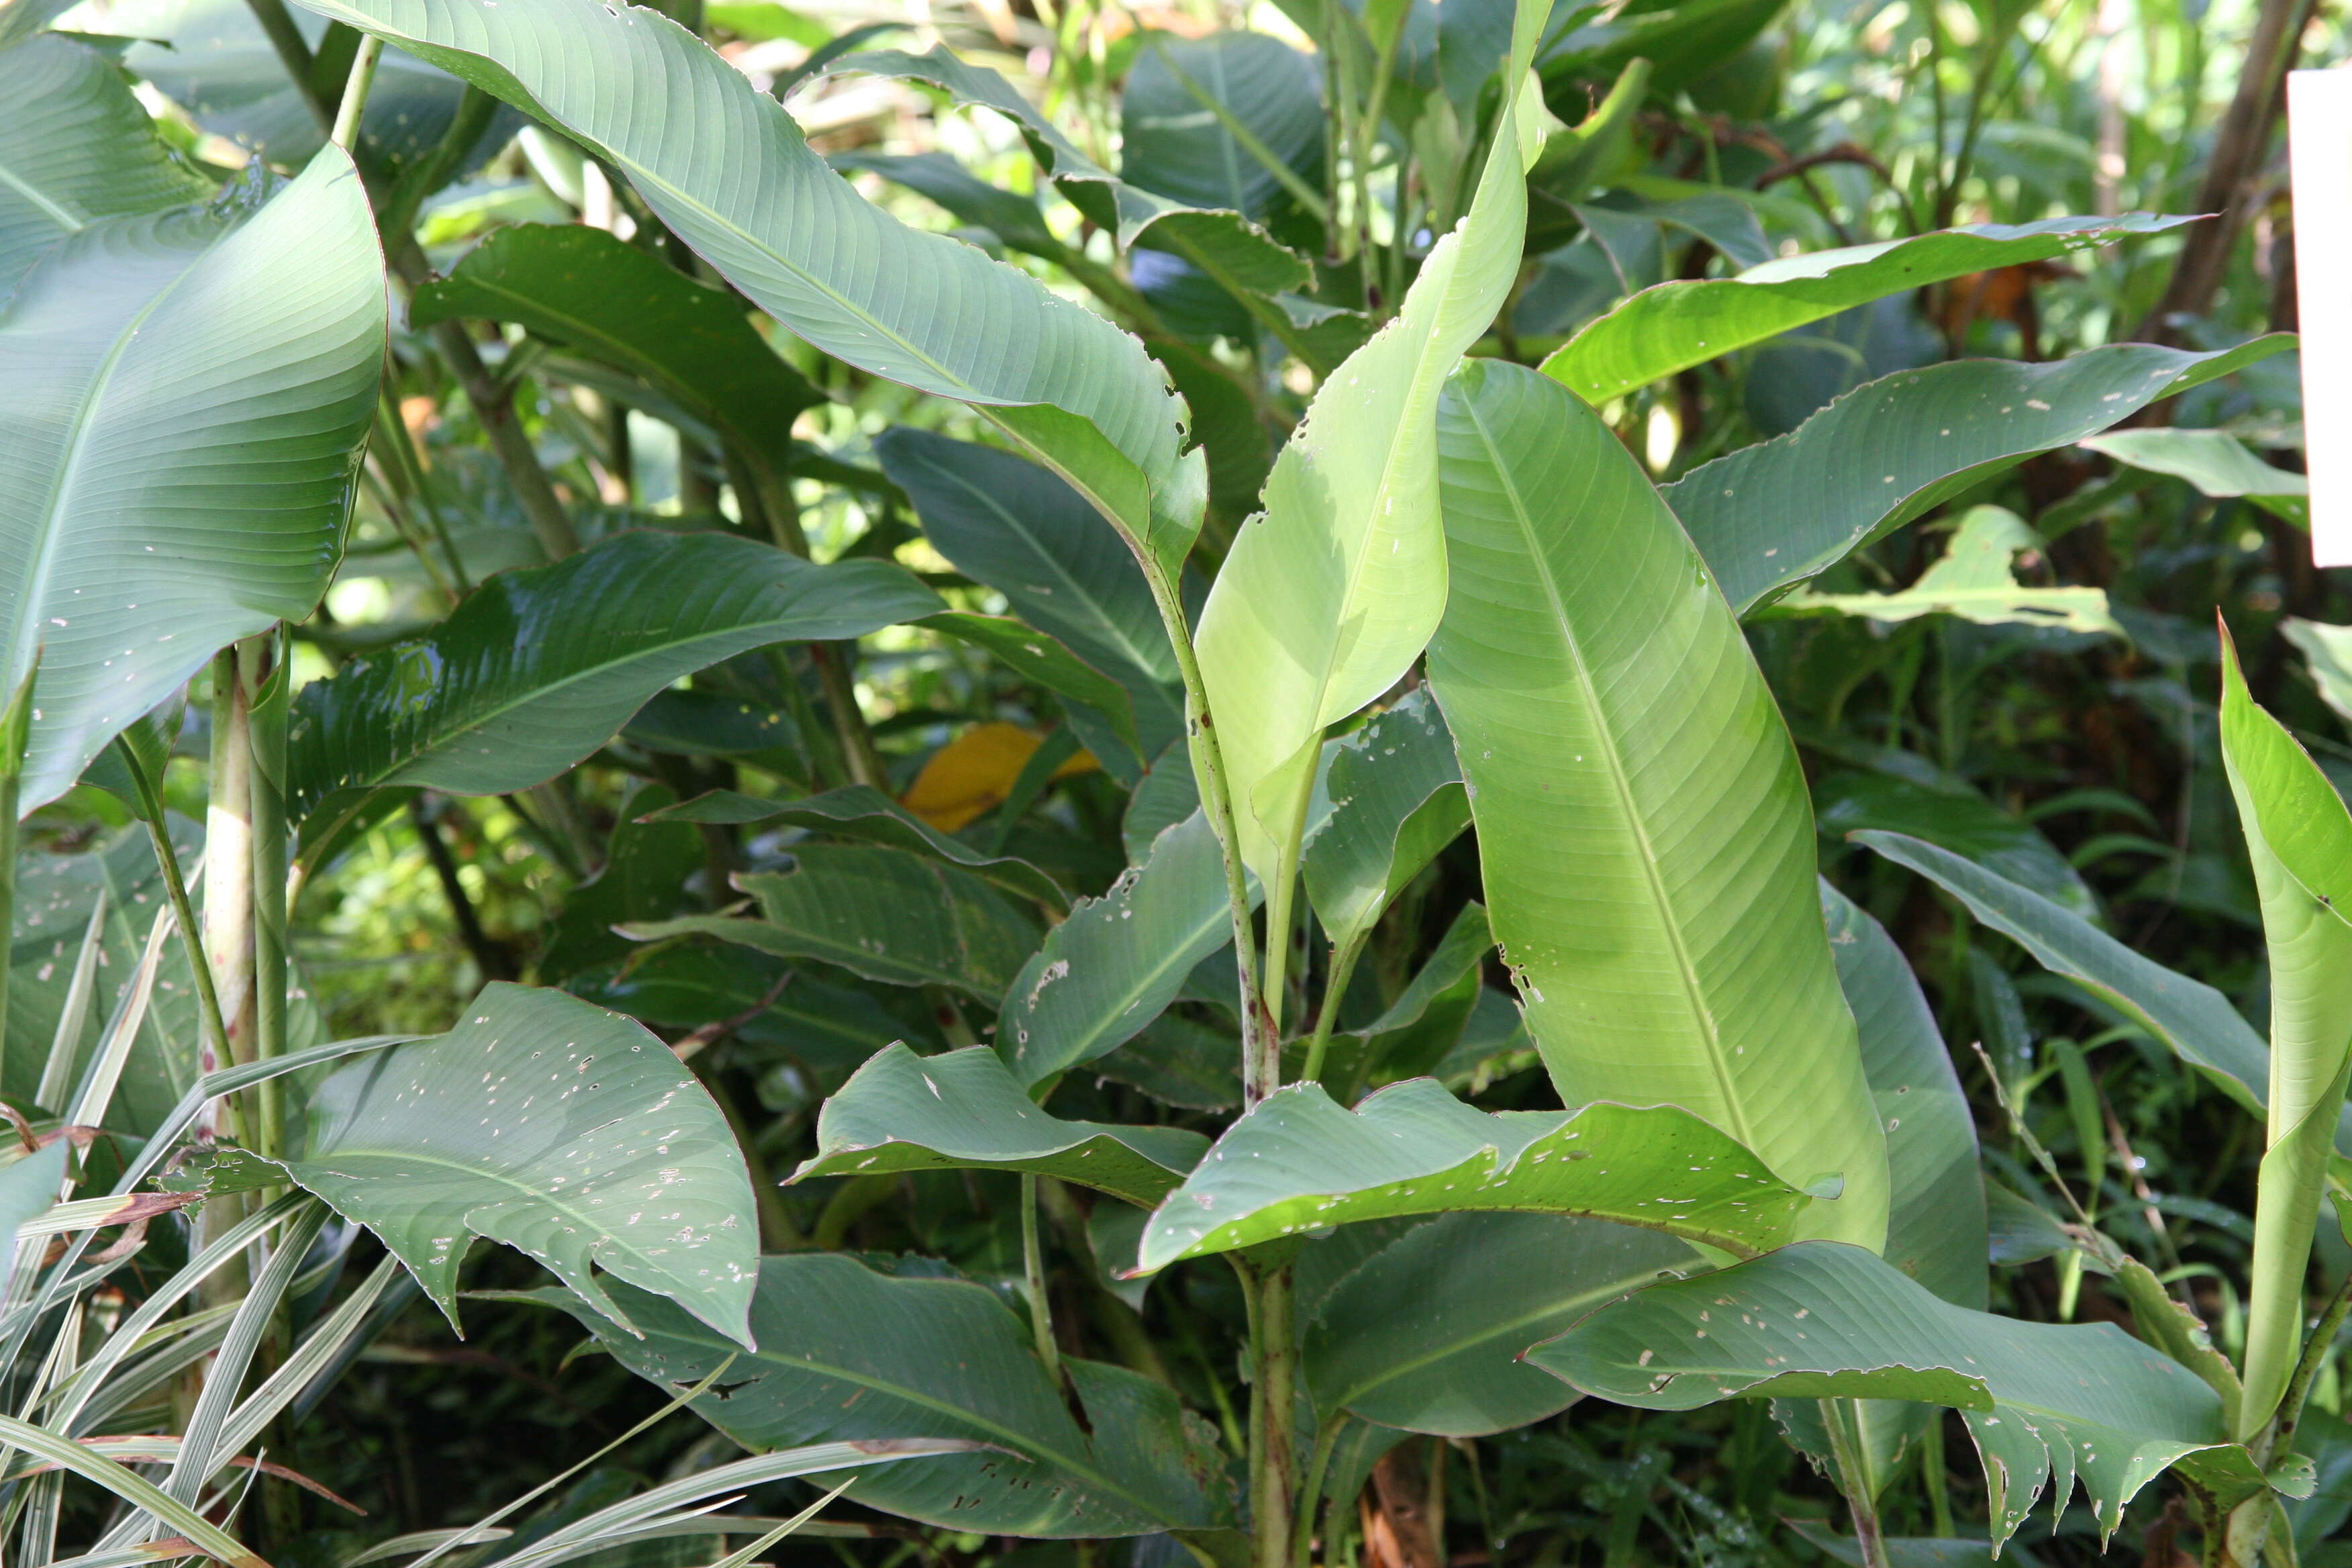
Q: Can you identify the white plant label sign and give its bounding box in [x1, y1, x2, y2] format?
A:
[2293, 69, 2352, 565]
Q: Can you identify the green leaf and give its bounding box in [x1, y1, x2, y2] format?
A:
[625, 845, 1039, 999]
[299, 0, 1207, 576]
[532, 1253, 1239, 1536]
[793, 1044, 1208, 1204]
[287, 532, 942, 820]
[1526, 1240, 2267, 1549]
[2081, 428, 2309, 526]
[1134, 1078, 1816, 1271]
[998, 810, 1256, 1087]
[1773, 506, 2120, 638]
[1119, 30, 1324, 219]
[3, 151, 385, 813]
[1425, 356, 1888, 1247]
[2218, 627, 2352, 1433]
[1302, 1212, 1696, 1436]
[1332, 900, 1496, 1089]
[411, 222, 824, 473]
[539, 782, 701, 980]
[1815, 769, 2097, 918]
[1539, 213, 2195, 403]
[1853, 830, 2348, 1150]
[1664, 337, 2291, 617]
[219, 982, 759, 1345]
[1302, 689, 1470, 957]
[0, 32, 211, 297]
[1822, 882, 1987, 1310]
[2286, 617, 2352, 727]
[830, 150, 1063, 257]
[646, 785, 1069, 913]
[922, 611, 1146, 779]
[1193, 0, 1546, 907]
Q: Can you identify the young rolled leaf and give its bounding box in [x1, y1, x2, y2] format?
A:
[2217, 626, 2352, 1434]
[793, 1044, 1208, 1204]
[1425, 356, 1888, 1248]
[1302, 689, 1471, 958]
[0, 32, 211, 295]
[1526, 1241, 2271, 1549]
[1192, 0, 1546, 923]
[1540, 213, 2193, 403]
[623, 846, 1041, 999]
[1773, 506, 2120, 638]
[1134, 1077, 1816, 1272]
[1855, 830, 2350, 1150]
[529, 1253, 1240, 1536]
[199, 983, 759, 1346]
[1302, 1212, 1696, 1437]
[998, 810, 1257, 1087]
[648, 786, 1068, 912]
[2, 149, 385, 813]
[1664, 336, 2290, 617]
[287, 532, 942, 821]
[410, 222, 824, 475]
[298, 0, 1206, 573]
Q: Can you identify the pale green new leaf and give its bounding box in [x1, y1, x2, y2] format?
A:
[644, 785, 1068, 912]
[1541, 213, 2194, 403]
[0, 33, 211, 297]
[998, 810, 1257, 1086]
[2, 150, 384, 812]
[1854, 830, 2352, 1153]
[1664, 338, 2291, 616]
[287, 532, 943, 821]
[2286, 617, 2352, 726]
[793, 1044, 1208, 1204]
[530, 1254, 1238, 1535]
[1773, 506, 2120, 638]
[2217, 629, 2352, 1433]
[2083, 428, 2309, 527]
[623, 846, 1040, 999]
[1192, 0, 1547, 897]
[211, 983, 759, 1345]
[297, 0, 1206, 572]
[1302, 1213, 1696, 1436]
[1425, 357, 1888, 1247]
[1302, 689, 1471, 957]
[1526, 1242, 2269, 1549]
[1134, 1078, 1816, 1271]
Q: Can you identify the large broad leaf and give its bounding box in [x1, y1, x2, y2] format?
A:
[287, 531, 942, 821]
[1665, 337, 2291, 617]
[411, 223, 824, 473]
[622, 845, 1040, 999]
[532, 1253, 1238, 1536]
[646, 785, 1068, 913]
[1526, 1242, 2271, 1549]
[1823, 882, 1986, 1308]
[2083, 428, 2310, 526]
[1133, 1078, 1816, 1271]
[0, 33, 211, 297]
[2, 150, 383, 812]
[1540, 213, 2193, 403]
[1302, 689, 1470, 957]
[1424, 356, 1888, 1247]
[2217, 629, 2352, 1432]
[299, 0, 1206, 575]
[1120, 31, 1323, 219]
[1774, 506, 2120, 638]
[1302, 1213, 1696, 1436]
[1192, 0, 1546, 901]
[998, 810, 1255, 1087]
[1815, 769, 2096, 918]
[793, 1044, 1208, 1204]
[205, 983, 759, 1345]
[1853, 830, 2352, 1155]
[876, 429, 1185, 758]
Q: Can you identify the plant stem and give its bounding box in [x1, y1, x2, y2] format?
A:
[746, 456, 889, 789]
[242, 0, 333, 134]
[203, 650, 256, 1144]
[1291, 1414, 1351, 1568]
[1020, 1173, 1063, 1389]
[119, 749, 234, 1099]
[1301, 928, 1370, 1083]
[242, 634, 290, 1161]
[1819, 1399, 1890, 1568]
[328, 34, 383, 150]
[2275, 1265, 2352, 1455]
[1255, 1267, 1298, 1568]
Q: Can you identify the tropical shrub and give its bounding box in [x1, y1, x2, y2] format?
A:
[0, 0, 2343, 1564]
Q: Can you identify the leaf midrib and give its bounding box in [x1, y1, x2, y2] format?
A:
[1455, 391, 1755, 1153]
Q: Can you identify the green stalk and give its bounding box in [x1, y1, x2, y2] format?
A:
[1254, 1268, 1298, 1568]
[243, 634, 291, 1161]
[328, 34, 383, 150]
[742, 454, 889, 789]
[0, 667, 35, 1089]
[1291, 1414, 1351, 1568]
[1300, 928, 1371, 1083]
[1819, 1399, 1891, 1568]
[242, 0, 333, 134]
[117, 744, 235, 1102]
[1020, 1173, 1063, 1390]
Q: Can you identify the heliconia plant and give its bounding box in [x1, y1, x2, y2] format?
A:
[0, 0, 2329, 1563]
